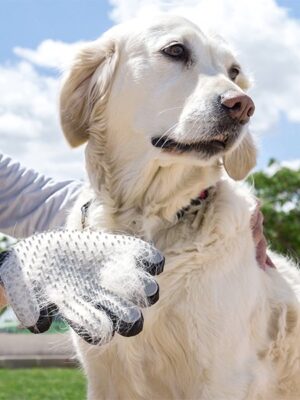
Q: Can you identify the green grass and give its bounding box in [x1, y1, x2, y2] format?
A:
[0, 368, 86, 400]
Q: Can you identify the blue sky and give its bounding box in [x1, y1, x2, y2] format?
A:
[1, 0, 299, 59]
[0, 0, 112, 63]
[0, 0, 299, 178]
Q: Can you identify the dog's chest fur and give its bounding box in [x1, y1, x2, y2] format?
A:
[69, 180, 280, 399]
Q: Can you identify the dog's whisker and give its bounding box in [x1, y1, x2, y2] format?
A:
[161, 122, 179, 139]
[155, 122, 180, 148]
[157, 106, 183, 116]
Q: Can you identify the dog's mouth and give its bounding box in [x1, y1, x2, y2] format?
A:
[151, 133, 229, 156]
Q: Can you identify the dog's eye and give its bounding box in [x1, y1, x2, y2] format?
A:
[162, 43, 188, 61]
[229, 65, 240, 81]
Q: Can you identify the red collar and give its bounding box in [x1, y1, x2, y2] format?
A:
[199, 189, 209, 200]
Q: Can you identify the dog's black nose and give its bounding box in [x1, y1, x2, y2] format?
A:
[220, 91, 255, 124]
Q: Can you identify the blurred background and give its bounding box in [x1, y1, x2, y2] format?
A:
[0, 0, 299, 399]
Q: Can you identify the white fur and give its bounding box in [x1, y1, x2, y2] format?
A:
[62, 16, 300, 400]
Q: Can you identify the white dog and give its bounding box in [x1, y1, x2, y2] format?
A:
[61, 15, 300, 400]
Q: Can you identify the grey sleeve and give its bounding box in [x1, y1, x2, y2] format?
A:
[0, 153, 83, 238]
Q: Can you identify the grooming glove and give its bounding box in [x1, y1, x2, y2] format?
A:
[0, 229, 164, 344]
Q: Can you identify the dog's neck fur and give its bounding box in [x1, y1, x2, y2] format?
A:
[85, 135, 222, 239]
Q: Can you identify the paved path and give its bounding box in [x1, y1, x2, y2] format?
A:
[0, 333, 76, 367]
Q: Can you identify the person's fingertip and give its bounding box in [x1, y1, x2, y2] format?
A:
[117, 313, 144, 337]
[27, 305, 56, 334]
[142, 251, 165, 275]
[143, 279, 160, 306]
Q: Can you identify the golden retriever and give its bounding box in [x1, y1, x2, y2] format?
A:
[61, 15, 300, 400]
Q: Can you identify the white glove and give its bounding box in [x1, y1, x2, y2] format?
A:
[0, 229, 164, 345]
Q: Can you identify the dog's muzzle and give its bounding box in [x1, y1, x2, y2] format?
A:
[151, 90, 255, 157]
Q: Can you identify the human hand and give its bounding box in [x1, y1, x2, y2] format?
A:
[0, 230, 164, 344]
[251, 202, 275, 270]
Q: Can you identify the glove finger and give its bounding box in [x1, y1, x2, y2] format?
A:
[97, 271, 159, 311]
[0, 250, 40, 327]
[90, 288, 144, 337]
[0, 250, 10, 274]
[98, 303, 144, 338]
[142, 275, 159, 306]
[89, 232, 165, 276]
[55, 292, 114, 345]
[90, 272, 159, 307]
[137, 246, 165, 276]
[63, 318, 112, 345]
[27, 303, 58, 334]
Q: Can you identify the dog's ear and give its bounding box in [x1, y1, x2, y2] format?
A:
[60, 38, 119, 147]
[223, 133, 257, 180]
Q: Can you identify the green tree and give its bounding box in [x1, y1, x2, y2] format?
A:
[248, 161, 300, 261]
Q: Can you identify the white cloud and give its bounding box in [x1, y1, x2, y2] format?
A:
[109, 0, 300, 133]
[14, 39, 86, 70]
[282, 159, 300, 170]
[265, 159, 300, 176]
[0, 45, 85, 181]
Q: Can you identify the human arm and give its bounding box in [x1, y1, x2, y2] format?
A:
[0, 153, 82, 238]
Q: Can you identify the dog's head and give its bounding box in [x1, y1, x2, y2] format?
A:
[60, 15, 256, 183]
